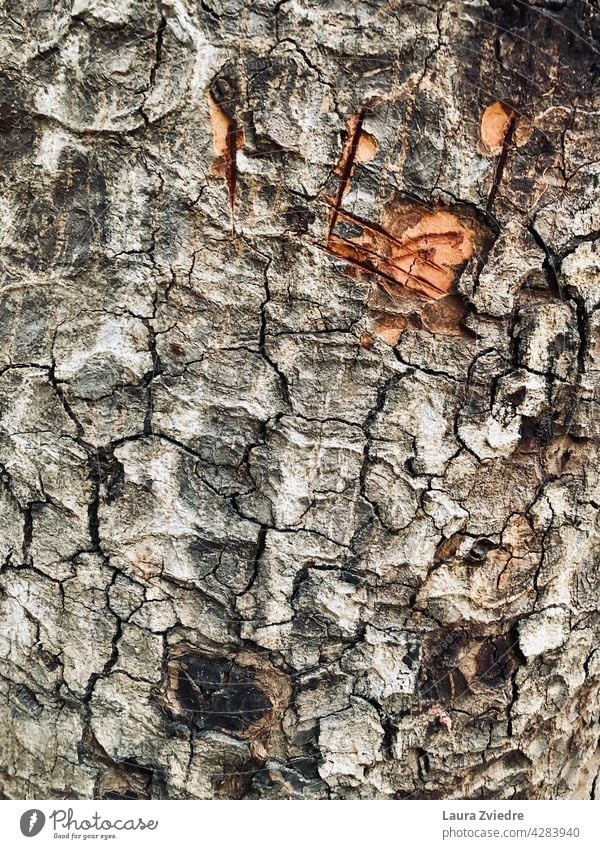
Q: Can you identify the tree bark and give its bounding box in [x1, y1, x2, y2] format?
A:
[0, 0, 599, 800]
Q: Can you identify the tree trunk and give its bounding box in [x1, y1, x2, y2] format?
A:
[0, 0, 599, 800]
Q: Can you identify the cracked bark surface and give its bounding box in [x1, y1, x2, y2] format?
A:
[0, 0, 599, 800]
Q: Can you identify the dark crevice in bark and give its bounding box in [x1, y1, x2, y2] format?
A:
[486, 113, 516, 213]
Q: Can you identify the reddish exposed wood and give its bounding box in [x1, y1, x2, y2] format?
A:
[480, 101, 533, 155]
[208, 92, 245, 211]
[481, 101, 514, 154]
[324, 113, 477, 305]
[328, 110, 366, 239]
[327, 203, 475, 302]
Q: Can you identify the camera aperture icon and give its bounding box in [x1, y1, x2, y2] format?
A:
[20, 810, 46, 837]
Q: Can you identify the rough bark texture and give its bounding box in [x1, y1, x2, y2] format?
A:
[0, 0, 599, 801]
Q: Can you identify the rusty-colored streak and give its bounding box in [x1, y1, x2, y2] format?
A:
[331, 206, 460, 277]
[324, 140, 475, 301]
[208, 92, 244, 211]
[322, 108, 481, 305]
[327, 201, 447, 263]
[328, 233, 448, 297]
[328, 110, 365, 239]
[310, 236, 417, 292]
[486, 113, 516, 213]
[327, 204, 474, 301]
[225, 120, 238, 211]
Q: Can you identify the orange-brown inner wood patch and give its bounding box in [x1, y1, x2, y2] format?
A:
[480, 101, 532, 154]
[369, 292, 474, 345]
[480, 101, 514, 154]
[208, 92, 245, 209]
[325, 111, 478, 305]
[327, 204, 476, 302]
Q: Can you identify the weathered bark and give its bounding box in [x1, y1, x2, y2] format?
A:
[0, 0, 599, 800]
